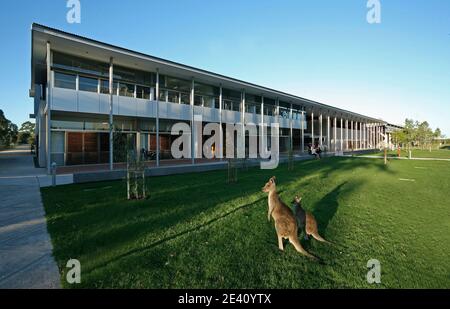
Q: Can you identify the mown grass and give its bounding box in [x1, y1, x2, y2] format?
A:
[366, 148, 450, 159]
[41, 157, 450, 288]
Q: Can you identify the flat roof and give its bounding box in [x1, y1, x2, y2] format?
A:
[31, 23, 385, 123]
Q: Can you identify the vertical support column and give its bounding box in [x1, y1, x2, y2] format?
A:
[375, 124, 378, 149]
[333, 117, 337, 152]
[290, 103, 293, 151]
[46, 42, 52, 174]
[301, 111, 305, 153]
[219, 85, 223, 160]
[155, 69, 160, 167]
[375, 123, 380, 148]
[351, 121, 354, 150]
[356, 122, 360, 150]
[261, 96, 265, 149]
[311, 112, 314, 145]
[345, 119, 349, 151]
[340, 118, 343, 152]
[362, 123, 365, 149]
[108, 57, 114, 170]
[327, 116, 331, 150]
[319, 113, 323, 147]
[371, 124, 374, 149]
[190, 79, 195, 164]
[365, 123, 367, 149]
[242, 90, 246, 157]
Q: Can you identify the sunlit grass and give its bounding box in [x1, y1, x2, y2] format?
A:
[41, 157, 450, 288]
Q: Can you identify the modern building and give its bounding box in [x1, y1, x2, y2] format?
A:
[30, 23, 387, 173]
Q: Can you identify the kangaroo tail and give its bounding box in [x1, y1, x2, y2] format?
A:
[289, 236, 319, 261]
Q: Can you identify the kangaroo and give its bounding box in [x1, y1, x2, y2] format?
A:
[292, 195, 330, 244]
[262, 177, 317, 261]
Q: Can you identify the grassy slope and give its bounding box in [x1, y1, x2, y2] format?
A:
[41, 157, 450, 288]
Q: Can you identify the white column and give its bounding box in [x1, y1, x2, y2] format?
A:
[334, 117, 337, 152]
[345, 119, 349, 151]
[351, 121, 354, 150]
[301, 111, 305, 153]
[155, 69, 160, 167]
[340, 118, 343, 152]
[242, 90, 246, 156]
[46, 42, 52, 173]
[371, 124, 374, 149]
[219, 85, 223, 160]
[319, 113, 323, 147]
[190, 79, 195, 164]
[290, 103, 293, 151]
[375, 124, 378, 148]
[362, 123, 365, 149]
[356, 122, 360, 150]
[108, 57, 114, 170]
[365, 123, 368, 149]
[311, 112, 314, 145]
[327, 115, 330, 150]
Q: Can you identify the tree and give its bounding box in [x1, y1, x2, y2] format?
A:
[18, 121, 35, 144]
[403, 118, 416, 150]
[416, 121, 433, 149]
[0, 109, 18, 147]
[434, 128, 442, 139]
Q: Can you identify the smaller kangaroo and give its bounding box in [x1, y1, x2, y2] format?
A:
[292, 195, 330, 244]
[262, 177, 317, 261]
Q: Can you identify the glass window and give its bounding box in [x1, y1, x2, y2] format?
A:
[54, 72, 76, 90]
[51, 120, 84, 130]
[53, 52, 109, 78]
[194, 95, 203, 106]
[85, 121, 109, 131]
[164, 76, 191, 93]
[203, 96, 216, 108]
[195, 83, 219, 97]
[119, 83, 135, 97]
[167, 90, 179, 103]
[180, 93, 190, 105]
[136, 85, 150, 99]
[100, 80, 110, 94]
[223, 100, 232, 111]
[232, 101, 241, 112]
[79, 76, 98, 93]
[159, 90, 167, 102]
[279, 107, 290, 119]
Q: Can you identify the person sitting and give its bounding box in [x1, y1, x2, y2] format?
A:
[315, 143, 322, 159]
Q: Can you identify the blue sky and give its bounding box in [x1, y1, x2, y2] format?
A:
[0, 0, 449, 135]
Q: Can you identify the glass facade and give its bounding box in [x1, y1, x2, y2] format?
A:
[49, 52, 317, 166]
[119, 83, 135, 97]
[54, 72, 76, 89]
[79, 76, 98, 92]
[136, 85, 151, 100]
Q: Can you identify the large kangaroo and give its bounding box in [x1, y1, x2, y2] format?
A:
[262, 177, 317, 261]
[293, 195, 330, 244]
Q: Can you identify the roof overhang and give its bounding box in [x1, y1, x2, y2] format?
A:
[31, 23, 384, 123]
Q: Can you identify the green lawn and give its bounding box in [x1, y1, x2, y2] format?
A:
[365, 148, 450, 159]
[41, 157, 450, 288]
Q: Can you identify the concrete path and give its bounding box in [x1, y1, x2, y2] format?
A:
[0, 145, 61, 288]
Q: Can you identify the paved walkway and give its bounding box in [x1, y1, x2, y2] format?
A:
[0, 145, 61, 288]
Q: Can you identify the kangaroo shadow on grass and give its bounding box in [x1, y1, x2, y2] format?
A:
[300, 181, 357, 252]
